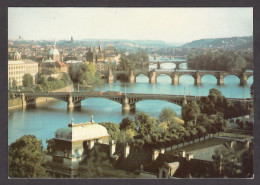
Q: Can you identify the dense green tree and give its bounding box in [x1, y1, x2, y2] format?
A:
[188, 50, 250, 72]
[119, 117, 136, 131]
[182, 101, 200, 123]
[8, 90, 14, 100]
[22, 73, 33, 87]
[135, 112, 156, 138]
[61, 73, 72, 84]
[99, 122, 120, 142]
[158, 107, 178, 123]
[209, 113, 229, 135]
[8, 135, 48, 178]
[78, 63, 99, 85]
[214, 147, 253, 178]
[196, 125, 206, 141]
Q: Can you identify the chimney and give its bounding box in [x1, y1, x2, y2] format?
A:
[152, 149, 159, 161]
[124, 144, 130, 158]
[186, 153, 194, 161]
[160, 148, 165, 154]
[110, 140, 116, 156]
[179, 150, 186, 158]
[88, 140, 95, 149]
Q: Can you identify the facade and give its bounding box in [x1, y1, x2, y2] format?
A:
[8, 59, 38, 88]
[8, 60, 26, 88]
[45, 118, 110, 178]
[55, 61, 68, 73]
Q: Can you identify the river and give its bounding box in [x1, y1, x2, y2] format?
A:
[8, 63, 253, 147]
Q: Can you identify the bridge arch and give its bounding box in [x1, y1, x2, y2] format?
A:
[156, 74, 172, 84]
[201, 74, 218, 85]
[247, 76, 253, 85]
[134, 99, 183, 113]
[160, 63, 176, 70]
[178, 74, 195, 85]
[135, 74, 149, 83]
[223, 75, 240, 85]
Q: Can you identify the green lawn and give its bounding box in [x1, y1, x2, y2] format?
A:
[165, 138, 230, 155]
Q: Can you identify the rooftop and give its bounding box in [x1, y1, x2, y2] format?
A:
[55, 120, 110, 142]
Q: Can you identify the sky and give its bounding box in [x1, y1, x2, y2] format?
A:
[8, 8, 253, 43]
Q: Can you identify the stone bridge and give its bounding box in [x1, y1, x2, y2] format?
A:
[102, 70, 253, 86]
[148, 60, 190, 69]
[16, 92, 252, 111]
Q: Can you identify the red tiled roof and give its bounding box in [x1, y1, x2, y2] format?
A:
[56, 61, 67, 67]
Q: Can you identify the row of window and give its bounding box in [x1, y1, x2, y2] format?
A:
[9, 66, 25, 70]
[9, 76, 22, 80]
[9, 71, 25, 75]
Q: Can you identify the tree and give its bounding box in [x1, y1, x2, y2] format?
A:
[182, 101, 200, 124]
[78, 63, 98, 84]
[158, 107, 177, 123]
[119, 117, 136, 131]
[210, 113, 229, 135]
[8, 90, 14, 100]
[22, 73, 33, 87]
[98, 122, 120, 142]
[135, 112, 156, 138]
[61, 73, 72, 84]
[196, 125, 206, 141]
[8, 135, 48, 178]
[214, 147, 253, 178]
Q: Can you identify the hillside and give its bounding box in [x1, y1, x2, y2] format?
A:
[181, 36, 253, 50]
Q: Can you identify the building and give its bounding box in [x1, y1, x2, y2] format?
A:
[47, 42, 60, 62]
[8, 59, 38, 88]
[45, 117, 110, 178]
[55, 61, 68, 73]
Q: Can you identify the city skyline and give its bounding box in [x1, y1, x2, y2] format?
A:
[8, 8, 253, 43]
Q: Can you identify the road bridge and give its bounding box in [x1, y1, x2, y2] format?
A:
[102, 69, 253, 86]
[16, 92, 253, 111]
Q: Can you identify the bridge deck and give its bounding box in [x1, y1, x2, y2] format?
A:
[15, 91, 253, 102]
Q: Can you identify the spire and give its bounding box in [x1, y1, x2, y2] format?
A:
[91, 115, 94, 123]
[98, 42, 102, 52]
[53, 40, 56, 48]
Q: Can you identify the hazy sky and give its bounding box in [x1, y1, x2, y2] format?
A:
[8, 8, 253, 43]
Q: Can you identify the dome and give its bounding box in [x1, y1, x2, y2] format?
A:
[48, 48, 59, 56]
[55, 122, 109, 142]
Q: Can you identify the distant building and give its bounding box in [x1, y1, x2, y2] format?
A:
[55, 61, 68, 73]
[47, 42, 60, 62]
[8, 59, 38, 88]
[71, 36, 74, 44]
[45, 117, 110, 178]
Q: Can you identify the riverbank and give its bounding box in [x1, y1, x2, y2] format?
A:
[8, 85, 73, 110]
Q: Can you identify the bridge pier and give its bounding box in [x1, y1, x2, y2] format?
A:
[129, 70, 135, 83]
[157, 62, 160, 69]
[67, 94, 81, 108]
[172, 74, 179, 85]
[108, 69, 114, 83]
[149, 70, 157, 84]
[240, 74, 248, 86]
[175, 63, 180, 70]
[122, 95, 131, 111]
[195, 73, 201, 86]
[217, 74, 224, 85]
